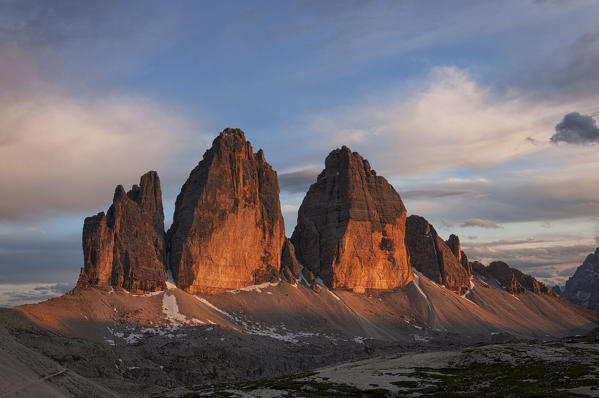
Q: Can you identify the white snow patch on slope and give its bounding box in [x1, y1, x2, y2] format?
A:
[162, 292, 187, 324]
[194, 296, 233, 319]
[228, 281, 279, 293]
[166, 268, 177, 290]
[315, 277, 341, 301]
[460, 277, 477, 304]
[412, 273, 428, 300]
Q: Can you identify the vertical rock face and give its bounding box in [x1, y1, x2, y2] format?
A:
[563, 247, 599, 310]
[291, 146, 412, 293]
[446, 234, 472, 275]
[486, 261, 553, 295]
[405, 215, 471, 295]
[280, 239, 301, 284]
[167, 128, 285, 293]
[77, 171, 167, 293]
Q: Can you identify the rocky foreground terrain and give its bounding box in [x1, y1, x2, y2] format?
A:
[1, 271, 596, 397]
[177, 333, 599, 397]
[2, 128, 598, 397]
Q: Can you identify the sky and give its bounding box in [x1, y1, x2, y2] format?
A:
[1, 0, 599, 306]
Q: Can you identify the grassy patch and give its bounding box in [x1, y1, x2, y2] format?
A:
[391, 360, 599, 397]
[184, 371, 390, 397]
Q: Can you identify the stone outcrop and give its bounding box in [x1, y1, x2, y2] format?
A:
[77, 171, 167, 293]
[485, 261, 553, 295]
[405, 215, 471, 295]
[291, 146, 412, 293]
[280, 239, 301, 284]
[167, 128, 285, 293]
[562, 247, 599, 311]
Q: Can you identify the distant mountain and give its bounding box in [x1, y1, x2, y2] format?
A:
[562, 247, 599, 311]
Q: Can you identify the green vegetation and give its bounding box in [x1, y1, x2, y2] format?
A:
[391, 360, 599, 397]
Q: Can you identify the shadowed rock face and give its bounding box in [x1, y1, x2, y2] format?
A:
[405, 215, 471, 295]
[280, 239, 301, 284]
[167, 128, 285, 293]
[563, 247, 599, 310]
[291, 146, 412, 293]
[486, 261, 553, 295]
[77, 171, 167, 293]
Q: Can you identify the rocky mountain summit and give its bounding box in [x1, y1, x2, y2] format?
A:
[562, 247, 599, 310]
[291, 146, 413, 293]
[76, 128, 560, 302]
[405, 215, 471, 295]
[167, 128, 285, 293]
[77, 171, 167, 294]
[471, 260, 554, 296]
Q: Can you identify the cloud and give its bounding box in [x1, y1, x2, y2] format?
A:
[516, 31, 599, 101]
[0, 93, 192, 221]
[0, 282, 73, 307]
[595, 236, 599, 245]
[401, 189, 471, 199]
[464, 242, 595, 286]
[559, 266, 578, 277]
[551, 112, 599, 144]
[300, 67, 562, 177]
[463, 238, 555, 247]
[278, 169, 320, 193]
[440, 219, 454, 229]
[460, 218, 502, 229]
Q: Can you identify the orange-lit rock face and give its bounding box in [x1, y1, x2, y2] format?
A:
[168, 128, 285, 293]
[291, 146, 412, 293]
[405, 215, 470, 295]
[79, 171, 167, 293]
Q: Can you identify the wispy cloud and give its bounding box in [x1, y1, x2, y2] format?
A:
[0, 93, 193, 221]
[461, 218, 502, 229]
[278, 169, 320, 193]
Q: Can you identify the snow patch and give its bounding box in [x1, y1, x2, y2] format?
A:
[460, 277, 477, 304]
[228, 281, 279, 293]
[413, 335, 432, 343]
[162, 292, 187, 325]
[166, 268, 177, 290]
[353, 336, 366, 344]
[412, 273, 428, 300]
[194, 296, 233, 319]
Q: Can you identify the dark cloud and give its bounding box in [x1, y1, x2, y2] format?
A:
[401, 189, 471, 199]
[551, 112, 599, 144]
[460, 218, 502, 229]
[278, 169, 320, 193]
